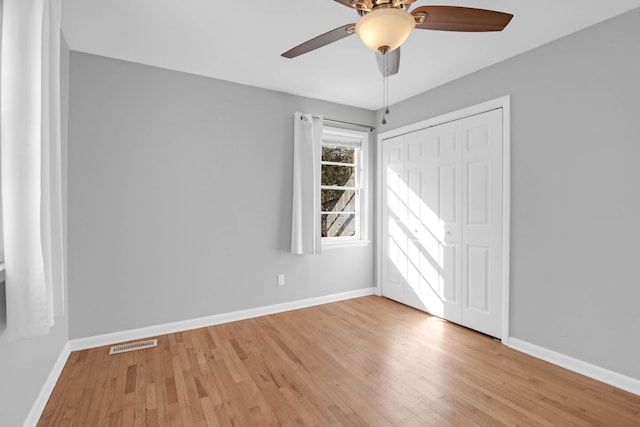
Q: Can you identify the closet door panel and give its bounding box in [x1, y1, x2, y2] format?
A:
[382, 137, 406, 303]
[461, 109, 503, 337]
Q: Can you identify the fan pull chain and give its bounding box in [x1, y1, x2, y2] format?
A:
[382, 49, 389, 125]
[385, 70, 390, 115]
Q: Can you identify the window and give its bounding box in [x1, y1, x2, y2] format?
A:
[321, 127, 368, 247]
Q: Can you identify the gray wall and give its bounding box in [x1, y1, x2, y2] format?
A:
[0, 34, 71, 427]
[377, 9, 640, 379]
[68, 53, 376, 339]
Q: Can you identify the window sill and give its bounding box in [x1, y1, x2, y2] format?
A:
[322, 240, 370, 250]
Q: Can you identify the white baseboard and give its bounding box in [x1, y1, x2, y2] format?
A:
[70, 287, 376, 351]
[508, 337, 640, 397]
[23, 341, 71, 427]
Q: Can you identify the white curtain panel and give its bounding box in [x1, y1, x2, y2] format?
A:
[1, 0, 64, 340]
[291, 112, 323, 255]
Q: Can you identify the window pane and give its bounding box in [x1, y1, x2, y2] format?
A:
[322, 189, 356, 213]
[321, 164, 355, 186]
[322, 214, 356, 238]
[322, 146, 354, 164]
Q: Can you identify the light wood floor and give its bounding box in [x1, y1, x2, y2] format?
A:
[39, 296, 640, 426]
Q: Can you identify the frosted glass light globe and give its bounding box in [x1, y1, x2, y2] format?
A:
[355, 8, 416, 52]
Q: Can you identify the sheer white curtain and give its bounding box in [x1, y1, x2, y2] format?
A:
[291, 112, 323, 255]
[1, 0, 64, 340]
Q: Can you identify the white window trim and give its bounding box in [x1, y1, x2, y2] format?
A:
[321, 126, 370, 249]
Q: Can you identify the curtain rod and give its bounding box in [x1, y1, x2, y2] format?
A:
[325, 118, 375, 132]
[303, 115, 375, 132]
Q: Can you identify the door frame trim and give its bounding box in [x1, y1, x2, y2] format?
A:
[375, 95, 511, 343]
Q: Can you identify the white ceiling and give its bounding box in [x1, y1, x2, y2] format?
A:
[62, 0, 640, 110]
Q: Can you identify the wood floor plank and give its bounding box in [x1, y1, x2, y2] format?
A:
[39, 296, 640, 426]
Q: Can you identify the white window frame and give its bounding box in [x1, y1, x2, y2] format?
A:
[321, 126, 369, 249]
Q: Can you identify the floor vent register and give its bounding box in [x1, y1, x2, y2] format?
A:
[108, 339, 158, 355]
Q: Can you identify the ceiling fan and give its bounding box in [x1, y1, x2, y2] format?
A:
[282, 0, 513, 77]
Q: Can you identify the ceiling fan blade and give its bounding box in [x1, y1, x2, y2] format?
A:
[412, 6, 513, 32]
[376, 48, 401, 77]
[281, 23, 356, 58]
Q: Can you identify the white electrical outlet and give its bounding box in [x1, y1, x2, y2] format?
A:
[277, 274, 285, 286]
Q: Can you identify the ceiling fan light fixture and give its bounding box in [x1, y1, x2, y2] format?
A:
[355, 7, 416, 52]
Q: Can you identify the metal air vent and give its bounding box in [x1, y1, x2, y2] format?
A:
[108, 339, 157, 355]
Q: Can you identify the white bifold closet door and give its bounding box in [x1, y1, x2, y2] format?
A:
[382, 109, 503, 338]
